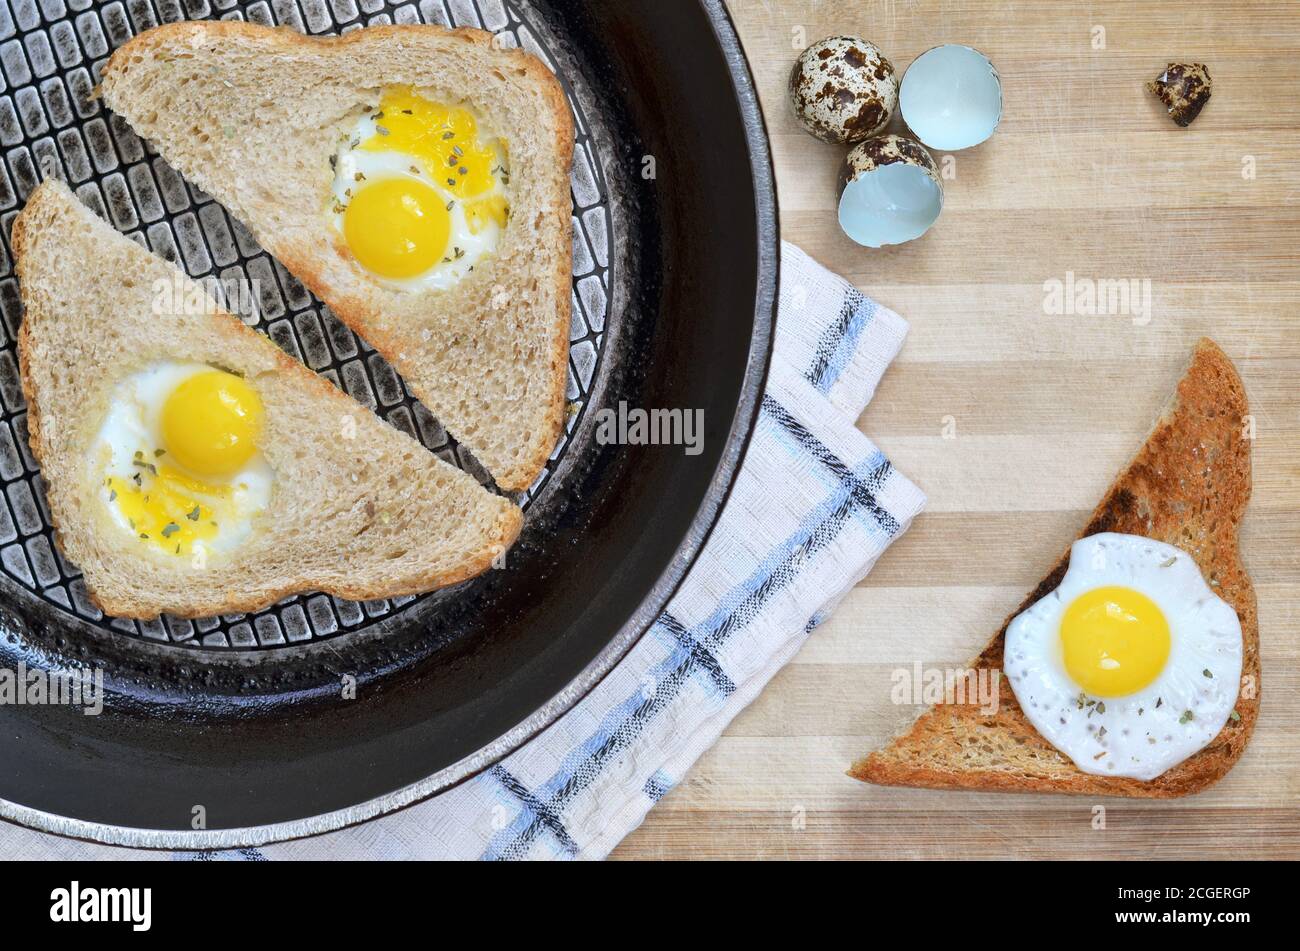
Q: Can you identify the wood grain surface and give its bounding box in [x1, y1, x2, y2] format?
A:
[613, 0, 1299, 860]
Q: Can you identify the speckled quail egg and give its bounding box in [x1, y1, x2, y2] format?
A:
[789, 36, 898, 144]
[836, 133, 943, 247]
[899, 44, 1003, 151]
[328, 86, 510, 291]
[92, 362, 273, 561]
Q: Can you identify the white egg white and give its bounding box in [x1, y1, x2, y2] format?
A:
[1004, 532, 1242, 780]
[329, 109, 505, 292]
[92, 362, 273, 559]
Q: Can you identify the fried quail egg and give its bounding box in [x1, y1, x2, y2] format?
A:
[329, 87, 510, 291]
[92, 363, 273, 561]
[1004, 533, 1242, 780]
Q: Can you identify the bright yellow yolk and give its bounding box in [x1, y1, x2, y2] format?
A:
[362, 87, 504, 201]
[161, 370, 263, 478]
[1060, 586, 1171, 697]
[465, 193, 509, 235]
[346, 87, 510, 254]
[106, 465, 225, 556]
[343, 178, 451, 278]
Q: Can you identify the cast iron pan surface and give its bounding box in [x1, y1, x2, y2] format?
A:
[0, 0, 776, 846]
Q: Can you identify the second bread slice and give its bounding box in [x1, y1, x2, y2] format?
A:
[15, 179, 522, 619]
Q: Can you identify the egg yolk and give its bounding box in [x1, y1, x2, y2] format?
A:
[1060, 586, 1171, 697]
[106, 465, 225, 556]
[361, 87, 505, 202]
[465, 193, 509, 235]
[161, 370, 263, 478]
[338, 88, 509, 277]
[343, 178, 451, 279]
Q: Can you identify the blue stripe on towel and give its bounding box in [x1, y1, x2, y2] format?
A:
[487, 765, 581, 859]
[643, 770, 674, 802]
[806, 289, 875, 393]
[480, 398, 901, 860]
[658, 612, 736, 694]
[761, 394, 899, 535]
[483, 636, 705, 859]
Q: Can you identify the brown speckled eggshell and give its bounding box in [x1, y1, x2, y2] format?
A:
[790, 36, 898, 145]
[1147, 62, 1212, 127]
[837, 133, 940, 199]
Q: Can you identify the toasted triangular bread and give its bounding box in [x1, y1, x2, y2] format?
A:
[851, 339, 1258, 797]
[13, 179, 522, 619]
[99, 22, 573, 491]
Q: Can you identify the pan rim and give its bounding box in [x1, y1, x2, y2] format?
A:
[0, 0, 779, 851]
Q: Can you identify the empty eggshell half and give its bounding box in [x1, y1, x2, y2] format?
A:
[899, 44, 1002, 151]
[837, 134, 943, 247]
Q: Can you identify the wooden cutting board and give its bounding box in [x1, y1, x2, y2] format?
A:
[614, 0, 1299, 859]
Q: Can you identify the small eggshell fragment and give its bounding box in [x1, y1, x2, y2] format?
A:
[836, 134, 943, 247]
[899, 44, 1003, 151]
[789, 36, 898, 144]
[1147, 63, 1212, 127]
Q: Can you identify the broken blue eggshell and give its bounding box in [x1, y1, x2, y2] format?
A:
[836, 134, 943, 247]
[899, 44, 1003, 151]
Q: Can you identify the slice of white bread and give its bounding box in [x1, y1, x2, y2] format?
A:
[99, 22, 574, 492]
[14, 179, 523, 619]
[851, 339, 1258, 797]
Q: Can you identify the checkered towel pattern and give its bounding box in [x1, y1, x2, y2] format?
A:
[0, 242, 925, 860]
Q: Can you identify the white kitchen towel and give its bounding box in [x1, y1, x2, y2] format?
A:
[0, 242, 925, 861]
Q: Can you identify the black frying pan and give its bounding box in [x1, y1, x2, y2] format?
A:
[0, 0, 776, 847]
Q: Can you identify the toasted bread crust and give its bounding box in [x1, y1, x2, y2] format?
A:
[14, 180, 523, 619]
[100, 22, 574, 493]
[850, 339, 1258, 798]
